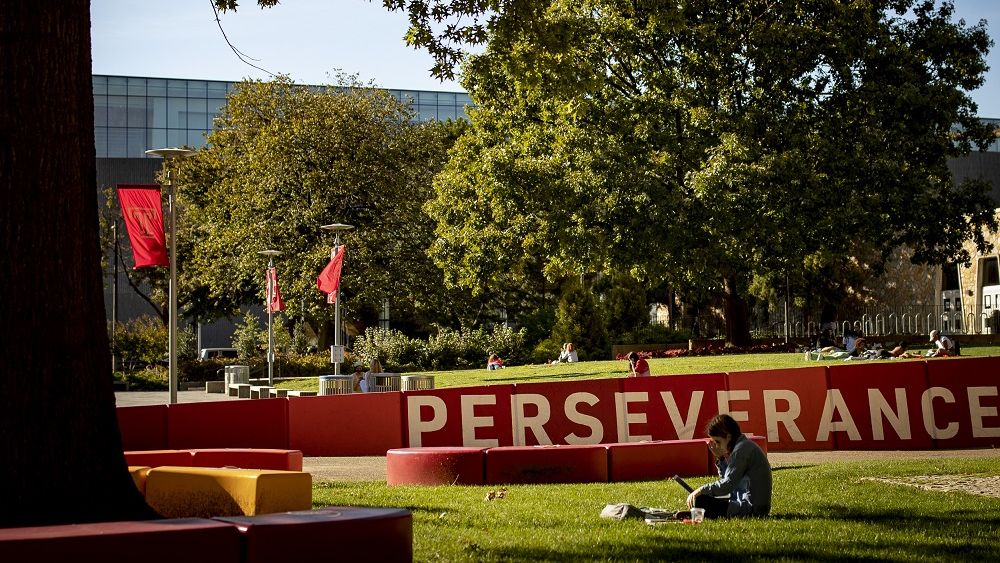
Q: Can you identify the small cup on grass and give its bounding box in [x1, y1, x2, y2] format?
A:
[690, 507, 705, 523]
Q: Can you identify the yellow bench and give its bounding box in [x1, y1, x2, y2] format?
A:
[143, 466, 311, 518]
[128, 465, 151, 495]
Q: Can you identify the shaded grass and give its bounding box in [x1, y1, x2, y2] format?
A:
[278, 345, 1000, 391]
[313, 458, 1000, 562]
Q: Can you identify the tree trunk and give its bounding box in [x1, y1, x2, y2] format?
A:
[723, 277, 752, 347]
[0, 1, 157, 526]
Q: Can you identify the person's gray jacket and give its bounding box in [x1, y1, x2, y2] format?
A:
[700, 433, 772, 516]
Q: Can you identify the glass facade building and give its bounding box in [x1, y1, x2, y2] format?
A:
[93, 75, 474, 158]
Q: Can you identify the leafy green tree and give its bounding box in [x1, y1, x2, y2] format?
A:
[172, 76, 471, 345]
[551, 277, 609, 360]
[397, 0, 997, 345]
[598, 273, 650, 340]
[233, 309, 263, 361]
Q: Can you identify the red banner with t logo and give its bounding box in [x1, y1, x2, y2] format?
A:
[117, 185, 168, 268]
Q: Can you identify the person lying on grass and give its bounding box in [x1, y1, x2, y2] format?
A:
[684, 414, 772, 519]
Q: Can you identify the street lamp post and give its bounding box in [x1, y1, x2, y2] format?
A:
[259, 249, 282, 386]
[145, 147, 194, 404]
[320, 223, 354, 376]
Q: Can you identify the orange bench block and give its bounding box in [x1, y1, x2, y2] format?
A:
[215, 507, 412, 563]
[128, 465, 151, 495]
[387, 447, 486, 485]
[144, 466, 311, 518]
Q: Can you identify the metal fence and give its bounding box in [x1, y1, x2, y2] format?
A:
[674, 303, 1000, 340]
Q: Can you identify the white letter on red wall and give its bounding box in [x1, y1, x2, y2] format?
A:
[512, 393, 552, 445]
[762, 389, 804, 443]
[661, 390, 703, 440]
[868, 388, 910, 441]
[816, 389, 861, 442]
[564, 392, 603, 444]
[921, 387, 958, 440]
[968, 386, 1000, 438]
[615, 392, 650, 442]
[461, 394, 499, 447]
[716, 390, 749, 422]
[407, 395, 447, 447]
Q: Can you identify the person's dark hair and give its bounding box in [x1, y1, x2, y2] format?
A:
[705, 413, 742, 441]
[626, 351, 638, 362]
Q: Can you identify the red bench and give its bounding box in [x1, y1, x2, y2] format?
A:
[606, 439, 711, 482]
[485, 444, 609, 485]
[387, 447, 486, 486]
[214, 507, 412, 563]
[124, 448, 302, 471]
[0, 518, 241, 563]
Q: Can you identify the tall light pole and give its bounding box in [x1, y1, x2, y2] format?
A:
[320, 223, 353, 376]
[145, 147, 194, 404]
[259, 249, 282, 386]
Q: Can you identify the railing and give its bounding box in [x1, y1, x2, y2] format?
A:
[669, 301, 1000, 340]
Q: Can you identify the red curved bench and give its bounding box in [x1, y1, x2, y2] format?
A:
[387, 447, 486, 485]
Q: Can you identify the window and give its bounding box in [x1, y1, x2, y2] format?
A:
[127, 77, 147, 97]
[127, 96, 147, 128]
[983, 256, 1000, 286]
[107, 96, 127, 127]
[942, 263, 961, 291]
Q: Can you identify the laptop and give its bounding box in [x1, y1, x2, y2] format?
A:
[672, 475, 694, 493]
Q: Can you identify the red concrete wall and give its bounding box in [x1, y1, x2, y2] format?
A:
[925, 356, 1000, 448]
[116, 356, 1000, 455]
[827, 361, 933, 450]
[118, 404, 168, 451]
[287, 393, 403, 456]
[403, 385, 515, 448]
[620, 373, 727, 442]
[167, 399, 289, 450]
[726, 366, 833, 451]
[510, 379, 622, 446]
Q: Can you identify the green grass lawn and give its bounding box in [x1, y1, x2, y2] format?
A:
[278, 345, 1000, 391]
[314, 458, 1000, 561]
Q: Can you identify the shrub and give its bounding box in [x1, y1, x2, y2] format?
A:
[112, 316, 166, 371]
[426, 326, 489, 369]
[353, 328, 425, 370]
[485, 324, 527, 363]
[125, 366, 168, 390]
[531, 336, 563, 364]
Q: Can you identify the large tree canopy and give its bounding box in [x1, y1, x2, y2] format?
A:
[394, 0, 998, 343]
[174, 77, 473, 338]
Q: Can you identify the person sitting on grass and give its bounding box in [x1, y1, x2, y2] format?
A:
[487, 354, 504, 370]
[683, 414, 772, 519]
[626, 351, 650, 377]
[548, 342, 579, 364]
[927, 330, 955, 357]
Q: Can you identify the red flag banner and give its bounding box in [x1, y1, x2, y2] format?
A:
[266, 266, 285, 313]
[117, 185, 168, 268]
[317, 245, 345, 304]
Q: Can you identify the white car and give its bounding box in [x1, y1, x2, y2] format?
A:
[198, 348, 238, 361]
